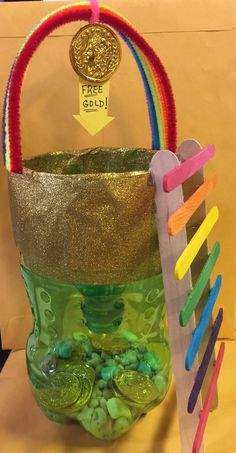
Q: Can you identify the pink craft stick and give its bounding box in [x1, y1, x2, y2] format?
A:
[192, 342, 225, 453]
[163, 144, 215, 193]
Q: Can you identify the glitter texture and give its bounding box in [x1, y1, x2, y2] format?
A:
[8, 148, 161, 284]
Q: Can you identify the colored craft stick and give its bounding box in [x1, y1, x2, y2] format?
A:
[163, 144, 215, 193]
[188, 308, 223, 413]
[175, 206, 219, 281]
[168, 175, 217, 236]
[179, 242, 220, 326]
[192, 342, 225, 453]
[185, 275, 222, 371]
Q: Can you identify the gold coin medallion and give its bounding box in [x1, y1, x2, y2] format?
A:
[70, 24, 121, 82]
[64, 361, 96, 385]
[112, 371, 159, 408]
[91, 333, 129, 354]
[36, 371, 82, 410]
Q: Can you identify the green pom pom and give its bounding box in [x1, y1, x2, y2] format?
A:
[90, 407, 107, 429]
[83, 340, 93, 355]
[126, 350, 138, 364]
[117, 364, 124, 372]
[88, 352, 101, 367]
[143, 352, 161, 371]
[120, 330, 138, 343]
[101, 352, 110, 360]
[77, 405, 93, 423]
[114, 355, 121, 362]
[103, 389, 113, 399]
[101, 367, 119, 381]
[95, 364, 103, 377]
[120, 350, 137, 365]
[153, 374, 167, 397]
[98, 379, 107, 389]
[128, 363, 137, 371]
[89, 398, 99, 408]
[99, 397, 107, 409]
[120, 356, 128, 365]
[137, 343, 147, 353]
[105, 358, 117, 367]
[137, 361, 152, 376]
[113, 416, 131, 434]
[72, 333, 93, 356]
[92, 352, 101, 361]
[93, 384, 103, 396]
[57, 340, 73, 359]
[106, 398, 132, 420]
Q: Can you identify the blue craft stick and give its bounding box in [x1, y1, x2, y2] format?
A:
[185, 275, 222, 371]
[188, 308, 223, 413]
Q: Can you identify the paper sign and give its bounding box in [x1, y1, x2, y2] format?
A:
[73, 80, 114, 136]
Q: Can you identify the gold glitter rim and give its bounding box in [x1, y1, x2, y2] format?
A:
[22, 167, 149, 180]
[22, 149, 156, 179]
[69, 24, 122, 82]
[9, 148, 160, 284]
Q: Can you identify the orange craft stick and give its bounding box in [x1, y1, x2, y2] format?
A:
[168, 175, 217, 236]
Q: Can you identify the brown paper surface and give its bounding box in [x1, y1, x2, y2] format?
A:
[0, 0, 235, 348]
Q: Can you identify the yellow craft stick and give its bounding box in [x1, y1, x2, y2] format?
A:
[175, 206, 219, 280]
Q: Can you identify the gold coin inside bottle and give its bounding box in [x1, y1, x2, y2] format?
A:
[69, 24, 121, 82]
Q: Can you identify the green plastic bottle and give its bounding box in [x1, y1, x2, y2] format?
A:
[22, 265, 171, 440]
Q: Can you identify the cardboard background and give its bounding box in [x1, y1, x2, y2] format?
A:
[0, 0, 235, 348]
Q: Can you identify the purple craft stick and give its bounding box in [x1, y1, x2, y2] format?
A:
[188, 308, 223, 413]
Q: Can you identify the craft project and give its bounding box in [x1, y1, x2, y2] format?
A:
[2, 1, 224, 450]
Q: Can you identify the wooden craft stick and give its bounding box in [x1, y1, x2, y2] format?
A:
[179, 242, 220, 326]
[168, 175, 217, 236]
[175, 206, 219, 281]
[192, 342, 225, 453]
[188, 308, 223, 413]
[163, 144, 215, 193]
[185, 275, 222, 371]
[150, 150, 203, 453]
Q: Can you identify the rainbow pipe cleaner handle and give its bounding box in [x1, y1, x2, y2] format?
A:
[2, 2, 176, 173]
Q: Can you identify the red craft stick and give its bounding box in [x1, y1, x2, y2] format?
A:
[192, 342, 225, 453]
[163, 144, 215, 193]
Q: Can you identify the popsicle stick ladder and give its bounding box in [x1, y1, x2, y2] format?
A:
[150, 139, 225, 453]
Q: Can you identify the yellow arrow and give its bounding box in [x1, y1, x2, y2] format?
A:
[74, 80, 114, 136]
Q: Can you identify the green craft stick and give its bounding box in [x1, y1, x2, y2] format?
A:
[179, 242, 220, 326]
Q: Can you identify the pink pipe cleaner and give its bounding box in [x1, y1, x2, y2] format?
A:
[89, 0, 100, 23]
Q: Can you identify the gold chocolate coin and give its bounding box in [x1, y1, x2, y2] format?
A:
[64, 361, 96, 386]
[91, 333, 129, 354]
[36, 371, 82, 410]
[70, 24, 121, 82]
[112, 371, 159, 408]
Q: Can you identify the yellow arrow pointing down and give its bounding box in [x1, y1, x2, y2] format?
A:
[74, 80, 114, 136]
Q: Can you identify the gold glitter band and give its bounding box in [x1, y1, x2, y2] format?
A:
[8, 148, 161, 284]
